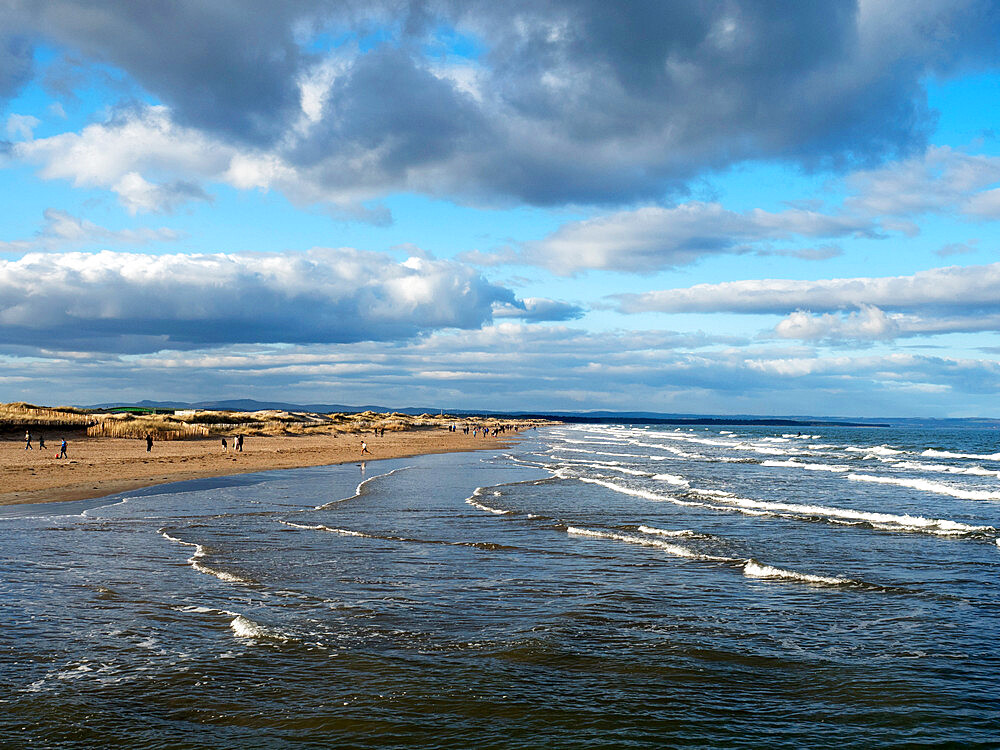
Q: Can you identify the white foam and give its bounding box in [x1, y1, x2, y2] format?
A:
[279, 520, 374, 536]
[563, 460, 651, 476]
[552, 446, 637, 458]
[892, 461, 1000, 478]
[637, 525, 696, 538]
[746, 445, 796, 456]
[846, 445, 902, 456]
[761, 459, 850, 473]
[575, 476, 703, 508]
[847, 473, 1000, 501]
[314, 465, 412, 510]
[742, 560, 848, 586]
[922, 448, 1000, 461]
[652, 473, 690, 486]
[566, 526, 725, 560]
[81, 497, 130, 518]
[229, 615, 290, 641]
[692, 491, 993, 536]
[572, 475, 992, 536]
[160, 529, 254, 584]
[464, 487, 513, 515]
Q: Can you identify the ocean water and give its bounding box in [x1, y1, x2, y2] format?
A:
[2, 424, 999, 748]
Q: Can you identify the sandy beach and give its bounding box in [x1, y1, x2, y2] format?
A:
[0, 429, 524, 506]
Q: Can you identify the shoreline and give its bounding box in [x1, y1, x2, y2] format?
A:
[0, 428, 530, 507]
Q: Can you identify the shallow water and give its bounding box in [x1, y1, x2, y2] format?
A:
[2, 424, 999, 748]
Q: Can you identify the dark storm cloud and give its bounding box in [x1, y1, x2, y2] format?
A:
[6, 0, 315, 145]
[0, 34, 33, 101]
[5, 1, 1000, 204]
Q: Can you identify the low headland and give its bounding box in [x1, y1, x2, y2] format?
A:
[0, 402, 552, 506]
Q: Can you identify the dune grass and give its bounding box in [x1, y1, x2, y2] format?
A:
[2, 402, 547, 441]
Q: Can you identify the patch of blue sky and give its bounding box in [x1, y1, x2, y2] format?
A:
[153, 187, 585, 260]
[422, 24, 484, 61]
[4, 44, 146, 136]
[0, 168, 107, 249]
[703, 159, 839, 214]
[305, 23, 402, 55]
[371, 194, 582, 258]
[926, 72, 1000, 151]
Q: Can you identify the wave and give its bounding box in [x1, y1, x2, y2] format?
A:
[160, 530, 255, 584]
[314, 465, 413, 510]
[922, 448, 1000, 461]
[637, 525, 696, 538]
[742, 560, 849, 586]
[568, 473, 993, 538]
[568, 526, 861, 588]
[279, 520, 374, 537]
[574, 476, 703, 508]
[465, 486, 513, 515]
[847, 473, 1000, 501]
[761, 459, 850, 473]
[647, 445, 704, 459]
[891, 460, 1000, 478]
[652, 473, 690, 486]
[551, 446, 638, 458]
[690, 491, 993, 536]
[554, 458, 652, 477]
[80, 497, 131, 518]
[229, 614, 292, 641]
[845, 445, 903, 456]
[566, 526, 725, 560]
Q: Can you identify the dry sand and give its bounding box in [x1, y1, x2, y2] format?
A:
[0, 429, 526, 506]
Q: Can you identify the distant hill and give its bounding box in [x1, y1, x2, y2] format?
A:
[82, 399, 1000, 429]
[80, 399, 882, 427]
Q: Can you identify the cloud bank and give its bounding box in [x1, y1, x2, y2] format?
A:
[0, 249, 517, 352]
[4, 1, 999, 210]
[616, 263, 1000, 316]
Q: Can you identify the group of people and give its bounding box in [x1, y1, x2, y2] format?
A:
[21, 429, 250, 460]
[220, 434, 244, 452]
[24, 430, 67, 458]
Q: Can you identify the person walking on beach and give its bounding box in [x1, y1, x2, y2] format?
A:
[221, 437, 227, 451]
[146, 434, 153, 452]
[24, 430, 32, 450]
[58, 438, 67, 459]
[38, 435, 45, 450]
[236, 434, 243, 452]
[361, 440, 370, 455]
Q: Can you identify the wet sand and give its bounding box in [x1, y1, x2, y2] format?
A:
[0, 429, 523, 506]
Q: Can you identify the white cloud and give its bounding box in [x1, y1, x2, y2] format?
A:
[771, 305, 901, 342]
[3, 324, 998, 417]
[492, 297, 584, 321]
[512, 203, 875, 274]
[846, 145, 1000, 218]
[0, 248, 515, 352]
[771, 306, 1000, 342]
[5, 113, 40, 140]
[617, 262, 1000, 316]
[0, 209, 182, 253]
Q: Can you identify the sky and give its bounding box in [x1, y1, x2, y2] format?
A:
[2, 1, 1000, 417]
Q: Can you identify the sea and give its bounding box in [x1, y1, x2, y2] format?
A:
[2, 423, 999, 748]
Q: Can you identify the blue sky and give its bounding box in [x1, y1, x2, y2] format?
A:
[2, 1, 1000, 417]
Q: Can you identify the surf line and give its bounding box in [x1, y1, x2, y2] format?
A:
[566, 526, 856, 588]
[159, 529, 255, 585]
[313, 465, 414, 510]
